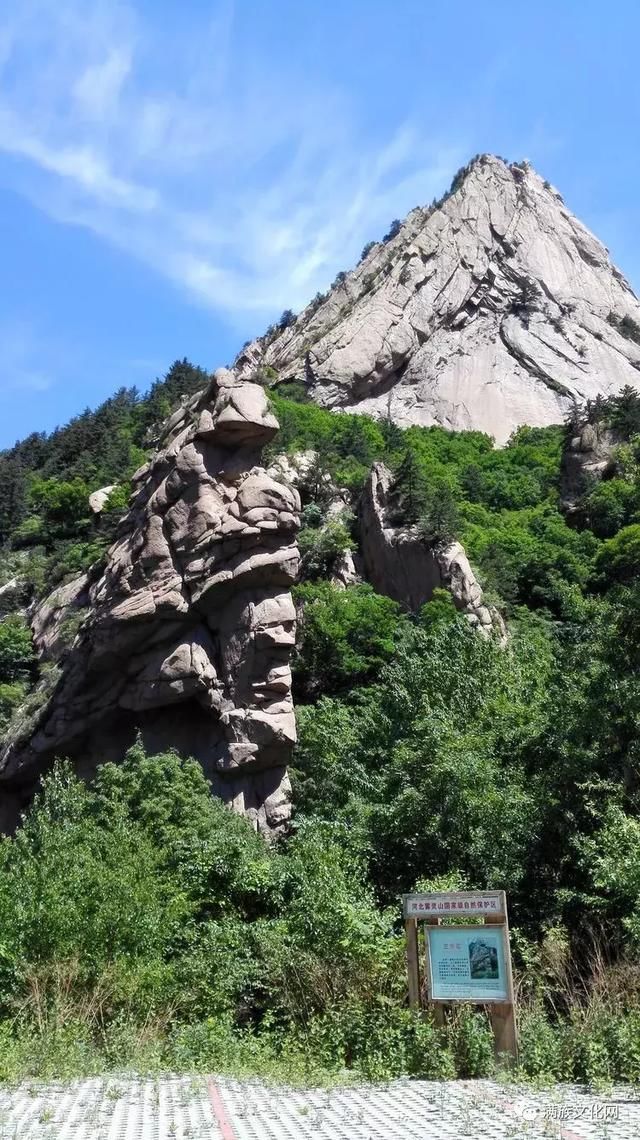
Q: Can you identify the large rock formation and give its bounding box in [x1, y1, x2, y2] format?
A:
[359, 463, 505, 640]
[237, 155, 640, 443]
[0, 370, 300, 835]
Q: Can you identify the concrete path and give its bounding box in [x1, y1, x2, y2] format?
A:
[0, 1075, 638, 1139]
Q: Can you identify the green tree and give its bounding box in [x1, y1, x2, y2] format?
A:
[0, 615, 35, 683]
[28, 477, 92, 540]
[293, 583, 402, 699]
[383, 219, 401, 242]
[417, 481, 459, 543]
[392, 449, 428, 523]
[595, 524, 640, 583]
[298, 518, 354, 581]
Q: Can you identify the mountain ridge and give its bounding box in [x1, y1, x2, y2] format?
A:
[236, 154, 640, 442]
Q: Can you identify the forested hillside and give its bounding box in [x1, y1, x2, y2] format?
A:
[0, 365, 640, 1083]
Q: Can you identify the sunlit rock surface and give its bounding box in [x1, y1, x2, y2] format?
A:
[238, 155, 640, 443]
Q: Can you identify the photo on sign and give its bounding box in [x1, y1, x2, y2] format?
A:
[468, 937, 499, 980]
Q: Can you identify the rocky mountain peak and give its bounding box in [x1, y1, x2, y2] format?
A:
[237, 154, 640, 443]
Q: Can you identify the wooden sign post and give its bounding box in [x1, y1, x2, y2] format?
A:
[403, 889, 517, 1062]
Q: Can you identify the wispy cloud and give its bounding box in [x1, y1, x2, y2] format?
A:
[0, 0, 464, 321]
[0, 317, 54, 395]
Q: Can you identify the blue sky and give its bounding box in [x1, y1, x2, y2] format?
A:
[1, 0, 639, 447]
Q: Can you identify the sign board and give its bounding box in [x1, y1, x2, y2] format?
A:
[403, 888, 517, 1060]
[403, 890, 505, 919]
[426, 924, 510, 1003]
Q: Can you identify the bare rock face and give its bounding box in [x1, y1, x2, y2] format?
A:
[359, 463, 505, 640]
[0, 579, 22, 618]
[30, 575, 91, 662]
[238, 155, 640, 443]
[88, 485, 118, 514]
[331, 549, 359, 589]
[0, 370, 300, 835]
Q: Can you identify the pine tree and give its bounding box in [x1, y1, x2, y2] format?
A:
[393, 449, 428, 523]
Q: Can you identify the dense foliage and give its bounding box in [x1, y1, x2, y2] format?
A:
[0, 359, 208, 595]
[1, 369, 640, 1083]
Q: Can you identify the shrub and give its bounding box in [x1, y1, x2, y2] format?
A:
[0, 614, 36, 683]
[0, 680, 27, 732]
[447, 1006, 495, 1077]
[383, 219, 401, 242]
[595, 524, 640, 583]
[293, 583, 402, 699]
[298, 519, 354, 581]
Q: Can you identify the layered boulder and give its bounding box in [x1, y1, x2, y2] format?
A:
[0, 370, 300, 835]
[238, 155, 640, 443]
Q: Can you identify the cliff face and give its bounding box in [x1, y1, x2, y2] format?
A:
[359, 463, 506, 640]
[0, 370, 300, 835]
[237, 155, 640, 443]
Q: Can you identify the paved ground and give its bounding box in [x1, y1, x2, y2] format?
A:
[0, 1075, 638, 1139]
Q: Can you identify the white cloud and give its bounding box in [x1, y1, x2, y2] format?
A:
[73, 46, 132, 121]
[0, 318, 54, 394]
[0, 0, 465, 322]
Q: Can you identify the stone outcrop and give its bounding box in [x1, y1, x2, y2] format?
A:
[89, 485, 118, 514]
[331, 549, 359, 589]
[0, 370, 300, 835]
[359, 463, 505, 639]
[30, 575, 90, 662]
[237, 155, 640, 443]
[560, 421, 622, 512]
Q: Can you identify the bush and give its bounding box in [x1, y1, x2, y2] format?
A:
[298, 519, 354, 581]
[595, 524, 640, 583]
[293, 583, 402, 699]
[447, 1006, 495, 1077]
[0, 614, 36, 683]
[0, 680, 27, 732]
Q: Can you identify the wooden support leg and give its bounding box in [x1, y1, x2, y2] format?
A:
[433, 1003, 446, 1029]
[489, 1002, 518, 1064]
[405, 919, 420, 1010]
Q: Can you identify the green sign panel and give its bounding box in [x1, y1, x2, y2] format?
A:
[426, 924, 510, 1002]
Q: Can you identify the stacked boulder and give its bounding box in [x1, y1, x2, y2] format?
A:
[0, 370, 300, 835]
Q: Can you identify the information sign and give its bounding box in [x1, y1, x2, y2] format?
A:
[402, 887, 518, 1058]
[426, 924, 510, 1002]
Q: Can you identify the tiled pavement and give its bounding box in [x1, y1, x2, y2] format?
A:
[0, 1075, 638, 1139]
